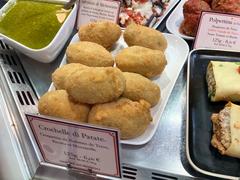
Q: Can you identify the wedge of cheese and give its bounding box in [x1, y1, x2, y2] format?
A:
[206, 61, 240, 102]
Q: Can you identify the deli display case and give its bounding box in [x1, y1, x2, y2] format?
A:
[0, 35, 196, 180]
[0, 0, 240, 180]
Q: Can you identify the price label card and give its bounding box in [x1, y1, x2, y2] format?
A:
[77, 0, 121, 28]
[26, 114, 121, 178]
[194, 12, 240, 51]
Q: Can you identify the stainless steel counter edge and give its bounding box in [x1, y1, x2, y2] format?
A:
[0, 65, 35, 179]
[0, 78, 29, 179]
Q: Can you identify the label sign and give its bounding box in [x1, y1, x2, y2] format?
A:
[26, 114, 121, 178]
[77, 0, 121, 28]
[194, 12, 240, 51]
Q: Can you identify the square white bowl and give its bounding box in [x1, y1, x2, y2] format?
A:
[0, 0, 77, 63]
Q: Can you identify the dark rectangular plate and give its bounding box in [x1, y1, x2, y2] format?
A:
[187, 49, 240, 178]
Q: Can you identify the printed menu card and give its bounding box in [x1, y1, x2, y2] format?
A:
[194, 11, 240, 52]
[77, 0, 120, 28]
[26, 114, 121, 178]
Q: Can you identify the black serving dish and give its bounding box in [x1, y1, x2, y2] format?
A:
[186, 49, 240, 179]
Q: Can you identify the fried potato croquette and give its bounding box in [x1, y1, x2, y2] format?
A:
[123, 72, 160, 107]
[52, 63, 87, 90]
[66, 41, 114, 67]
[78, 21, 122, 49]
[88, 98, 152, 139]
[124, 23, 167, 52]
[65, 67, 125, 104]
[115, 46, 167, 78]
[38, 90, 90, 123]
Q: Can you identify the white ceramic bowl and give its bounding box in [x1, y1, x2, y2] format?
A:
[0, 0, 77, 63]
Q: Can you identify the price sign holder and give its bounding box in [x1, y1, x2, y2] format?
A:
[67, 163, 98, 179]
[26, 113, 122, 179]
[194, 11, 240, 51]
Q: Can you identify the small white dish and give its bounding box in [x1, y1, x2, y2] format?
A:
[49, 32, 189, 145]
[0, 0, 77, 63]
[166, 0, 194, 40]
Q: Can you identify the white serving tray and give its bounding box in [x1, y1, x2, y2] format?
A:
[49, 32, 189, 145]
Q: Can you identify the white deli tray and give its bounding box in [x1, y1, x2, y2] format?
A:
[166, 0, 194, 40]
[50, 32, 189, 145]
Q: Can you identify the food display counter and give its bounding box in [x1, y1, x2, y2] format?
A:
[0, 24, 206, 180]
[0, 0, 239, 180]
[0, 36, 196, 180]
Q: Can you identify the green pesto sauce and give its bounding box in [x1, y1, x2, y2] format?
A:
[0, 0, 66, 49]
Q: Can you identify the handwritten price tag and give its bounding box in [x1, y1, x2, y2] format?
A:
[26, 114, 121, 178]
[194, 12, 240, 51]
[77, 0, 121, 28]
